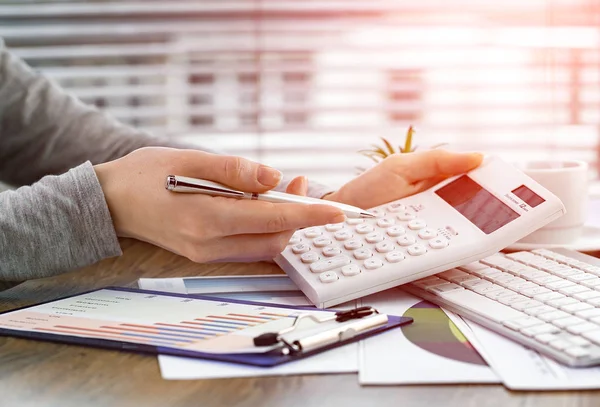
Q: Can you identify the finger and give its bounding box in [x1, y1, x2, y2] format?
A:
[217, 199, 345, 235]
[202, 231, 296, 263]
[176, 150, 283, 192]
[285, 176, 308, 196]
[387, 150, 483, 184]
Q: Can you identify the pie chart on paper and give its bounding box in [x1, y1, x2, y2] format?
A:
[401, 300, 487, 366]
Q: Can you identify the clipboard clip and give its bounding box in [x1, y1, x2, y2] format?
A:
[253, 306, 388, 355]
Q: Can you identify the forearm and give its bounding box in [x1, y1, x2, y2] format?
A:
[0, 162, 121, 282]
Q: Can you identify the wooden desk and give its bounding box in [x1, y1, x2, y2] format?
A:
[1, 239, 599, 407]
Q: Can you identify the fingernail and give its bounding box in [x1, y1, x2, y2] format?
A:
[300, 176, 308, 195]
[258, 166, 282, 187]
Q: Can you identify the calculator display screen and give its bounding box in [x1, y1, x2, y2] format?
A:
[435, 175, 520, 234]
[512, 184, 545, 208]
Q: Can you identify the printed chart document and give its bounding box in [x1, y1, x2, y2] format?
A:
[359, 288, 499, 385]
[466, 322, 600, 390]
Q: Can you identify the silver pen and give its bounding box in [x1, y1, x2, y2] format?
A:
[165, 175, 375, 219]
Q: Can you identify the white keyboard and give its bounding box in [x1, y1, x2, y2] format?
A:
[404, 248, 600, 367]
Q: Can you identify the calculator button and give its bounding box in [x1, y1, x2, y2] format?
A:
[313, 237, 332, 247]
[377, 218, 396, 228]
[304, 227, 322, 238]
[365, 232, 385, 243]
[292, 243, 310, 254]
[429, 237, 449, 249]
[319, 271, 339, 283]
[418, 228, 438, 240]
[371, 209, 386, 218]
[353, 248, 373, 260]
[346, 218, 364, 225]
[364, 258, 384, 270]
[407, 244, 428, 256]
[322, 246, 342, 257]
[300, 252, 320, 263]
[398, 211, 416, 221]
[341, 264, 361, 277]
[375, 240, 395, 253]
[385, 251, 406, 263]
[386, 202, 406, 212]
[325, 223, 344, 232]
[356, 224, 375, 234]
[386, 225, 406, 237]
[344, 239, 363, 250]
[407, 219, 427, 230]
[288, 236, 302, 245]
[333, 230, 353, 241]
[397, 235, 417, 246]
[310, 256, 351, 273]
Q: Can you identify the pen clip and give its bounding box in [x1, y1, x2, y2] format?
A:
[166, 175, 246, 198]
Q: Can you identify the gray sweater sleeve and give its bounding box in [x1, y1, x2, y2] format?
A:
[0, 41, 334, 283]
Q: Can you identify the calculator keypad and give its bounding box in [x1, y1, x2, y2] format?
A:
[287, 201, 453, 286]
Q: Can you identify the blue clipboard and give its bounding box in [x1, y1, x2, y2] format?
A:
[0, 286, 412, 367]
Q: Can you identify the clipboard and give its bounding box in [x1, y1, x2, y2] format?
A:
[0, 287, 412, 367]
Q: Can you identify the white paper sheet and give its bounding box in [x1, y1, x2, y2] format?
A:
[465, 321, 600, 390]
[359, 288, 499, 385]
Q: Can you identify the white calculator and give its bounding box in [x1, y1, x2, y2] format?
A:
[274, 156, 566, 308]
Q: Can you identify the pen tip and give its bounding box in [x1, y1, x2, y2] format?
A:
[360, 212, 376, 218]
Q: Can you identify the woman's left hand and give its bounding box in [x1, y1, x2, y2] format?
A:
[324, 150, 484, 209]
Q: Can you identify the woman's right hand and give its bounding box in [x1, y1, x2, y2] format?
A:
[94, 147, 344, 263]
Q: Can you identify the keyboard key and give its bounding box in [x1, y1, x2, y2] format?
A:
[469, 267, 501, 279]
[341, 264, 361, 277]
[575, 308, 600, 320]
[535, 333, 561, 344]
[534, 291, 566, 303]
[560, 301, 593, 314]
[520, 323, 560, 337]
[545, 280, 576, 290]
[411, 277, 447, 289]
[508, 281, 538, 291]
[511, 300, 543, 311]
[397, 235, 417, 246]
[377, 218, 395, 228]
[582, 330, 600, 345]
[588, 297, 600, 306]
[322, 246, 342, 257]
[472, 284, 504, 296]
[504, 316, 544, 330]
[418, 228, 438, 240]
[312, 237, 332, 248]
[567, 273, 598, 283]
[461, 278, 488, 289]
[304, 227, 322, 238]
[529, 275, 562, 285]
[343, 239, 363, 250]
[397, 211, 416, 221]
[498, 294, 529, 306]
[438, 269, 467, 280]
[547, 297, 579, 308]
[365, 232, 385, 243]
[310, 256, 351, 273]
[356, 224, 375, 234]
[566, 322, 600, 335]
[552, 316, 586, 328]
[346, 218, 364, 225]
[300, 252, 320, 263]
[325, 223, 344, 232]
[386, 202, 405, 212]
[288, 236, 302, 245]
[292, 243, 310, 254]
[558, 285, 591, 296]
[427, 283, 465, 296]
[319, 271, 338, 283]
[459, 261, 489, 272]
[407, 219, 427, 230]
[370, 209, 386, 218]
[574, 290, 600, 301]
[481, 255, 514, 269]
[428, 237, 449, 249]
[524, 305, 556, 316]
[538, 310, 570, 322]
[386, 225, 406, 237]
[333, 230, 353, 241]
[484, 289, 514, 300]
[568, 336, 591, 347]
[407, 244, 427, 256]
[375, 240, 395, 253]
[549, 339, 572, 351]
[364, 258, 384, 270]
[520, 286, 551, 298]
[385, 251, 405, 263]
[456, 274, 487, 285]
[353, 248, 373, 260]
[565, 347, 590, 359]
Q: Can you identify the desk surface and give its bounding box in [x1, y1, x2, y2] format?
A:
[1, 239, 600, 407]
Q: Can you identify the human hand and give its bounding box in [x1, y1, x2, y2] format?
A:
[324, 150, 484, 209]
[94, 147, 345, 263]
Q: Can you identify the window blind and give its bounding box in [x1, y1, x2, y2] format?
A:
[1, 0, 599, 188]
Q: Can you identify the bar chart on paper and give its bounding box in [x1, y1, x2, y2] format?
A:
[0, 288, 312, 353]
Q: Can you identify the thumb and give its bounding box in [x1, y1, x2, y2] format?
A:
[179, 151, 283, 193]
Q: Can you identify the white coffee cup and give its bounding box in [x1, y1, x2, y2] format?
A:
[517, 160, 589, 245]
